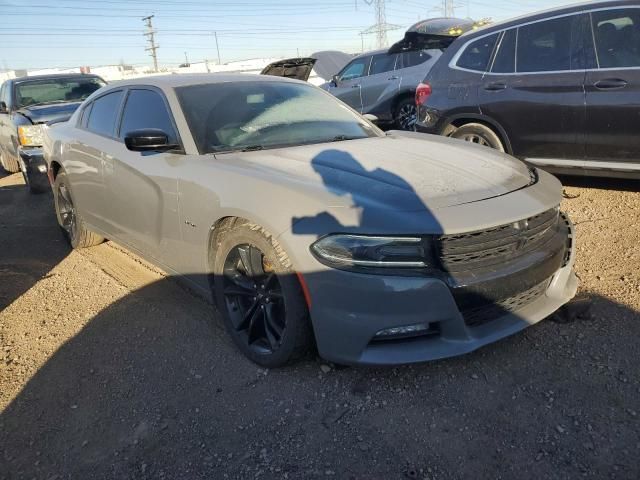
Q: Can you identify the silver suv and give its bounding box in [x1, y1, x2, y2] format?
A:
[321, 48, 441, 130]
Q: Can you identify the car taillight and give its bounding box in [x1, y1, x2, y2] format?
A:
[415, 82, 432, 106]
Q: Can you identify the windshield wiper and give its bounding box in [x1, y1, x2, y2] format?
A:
[31, 100, 73, 106]
[330, 135, 360, 142]
[240, 145, 264, 152]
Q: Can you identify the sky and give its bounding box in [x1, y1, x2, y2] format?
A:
[0, 0, 580, 70]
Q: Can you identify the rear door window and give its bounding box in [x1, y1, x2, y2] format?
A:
[399, 50, 432, 69]
[118, 89, 177, 142]
[591, 8, 640, 68]
[456, 33, 499, 72]
[369, 54, 398, 75]
[86, 90, 124, 137]
[491, 29, 517, 73]
[516, 16, 576, 72]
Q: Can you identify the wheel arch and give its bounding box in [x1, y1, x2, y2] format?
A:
[444, 114, 513, 155]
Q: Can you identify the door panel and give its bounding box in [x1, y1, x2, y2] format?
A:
[101, 144, 180, 265]
[359, 53, 401, 114]
[479, 15, 588, 160]
[326, 56, 371, 112]
[584, 8, 640, 163]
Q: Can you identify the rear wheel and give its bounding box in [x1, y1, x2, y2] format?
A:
[0, 151, 20, 174]
[53, 170, 104, 248]
[212, 222, 312, 367]
[394, 97, 417, 131]
[449, 123, 505, 152]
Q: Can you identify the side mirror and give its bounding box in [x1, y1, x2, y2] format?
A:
[331, 74, 339, 87]
[363, 114, 379, 124]
[0, 101, 8, 114]
[124, 129, 178, 152]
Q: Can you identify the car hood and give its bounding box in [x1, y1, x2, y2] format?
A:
[16, 102, 82, 124]
[260, 58, 317, 81]
[220, 131, 533, 212]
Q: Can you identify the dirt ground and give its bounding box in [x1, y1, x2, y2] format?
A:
[0, 170, 639, 480]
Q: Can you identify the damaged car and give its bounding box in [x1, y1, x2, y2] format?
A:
[0, 73, 105, 192]
[44, 74, 577, 367]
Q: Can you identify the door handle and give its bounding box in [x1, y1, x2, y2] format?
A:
[484, 82, 507, 91]
[351, 84, 361, 88]
[594, 78, 628, 90]
[388, 75, 399, 80]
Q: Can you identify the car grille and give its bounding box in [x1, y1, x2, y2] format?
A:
[461, 278, 551, 328]
[436, 207, 561, 272]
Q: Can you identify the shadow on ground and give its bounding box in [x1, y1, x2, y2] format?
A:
[1, 272, 638, 479]
[558, 174, 640, 192]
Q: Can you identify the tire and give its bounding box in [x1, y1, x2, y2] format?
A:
[53, 170, 104, 249]
[211, 221, 313, 367]
[393, 97, 417, 131]
[449, 123, 505, 152]
[0, 151, 20, 174]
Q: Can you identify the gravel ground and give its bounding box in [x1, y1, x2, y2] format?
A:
[0, 171, 639, 480]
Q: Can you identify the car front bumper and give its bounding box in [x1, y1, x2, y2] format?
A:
[18, 147, 49, 190]
[299, 217, 578, 366]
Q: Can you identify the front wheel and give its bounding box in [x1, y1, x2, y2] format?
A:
[394, 97, 417, 131]
[212, 222, 312, 367]
[449, 123, 505, 152]
[53, 170, 104, 248]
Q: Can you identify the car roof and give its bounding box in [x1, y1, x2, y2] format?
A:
[458, 0, 631, 39]
[12, 73, 103, 83]
[104, 73, 306, 90]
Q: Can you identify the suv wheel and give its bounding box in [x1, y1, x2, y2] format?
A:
[212, 222, 312, 367]
[0, 152, 20, 174]
[53, 170, 104, 248]
[394, 98, 417, 131]
[449, 123, 505, 152]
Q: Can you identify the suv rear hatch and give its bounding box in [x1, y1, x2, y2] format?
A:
[388, 17, 486, 53]
[260, 58, 317, 81]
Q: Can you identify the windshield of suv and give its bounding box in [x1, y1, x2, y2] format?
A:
[176, 80, 381, 154]
[15, 77, 105, 108]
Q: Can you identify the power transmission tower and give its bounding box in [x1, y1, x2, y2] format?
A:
[361, 0, 402, 49]
[443, 0, 456, 17]
[142, 15, 159, 72]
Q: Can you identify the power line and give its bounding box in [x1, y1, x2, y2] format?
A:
[142, 15, 159, 73]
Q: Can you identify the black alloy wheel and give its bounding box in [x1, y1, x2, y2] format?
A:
[395, 99, 417, 131]
[57, 180, 77, 239]
[222, 244, 286, 355]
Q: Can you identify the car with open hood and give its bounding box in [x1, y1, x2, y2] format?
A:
[0, 73, 105, 192]
[43, 74, 577, 367]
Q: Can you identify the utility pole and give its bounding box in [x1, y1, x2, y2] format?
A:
[361, 0, 401, 49]
[213, 31, 221, 65]
[443, 0, 455, 17]
[142, 15, 159, 73]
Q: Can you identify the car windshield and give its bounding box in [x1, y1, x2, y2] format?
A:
[176, 80, 381, 154]
[15, 77, 105, 108]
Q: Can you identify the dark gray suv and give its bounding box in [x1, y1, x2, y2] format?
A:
[416, 1, 640, 178]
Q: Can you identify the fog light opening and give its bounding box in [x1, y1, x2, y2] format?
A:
[373, 322, 438, 341]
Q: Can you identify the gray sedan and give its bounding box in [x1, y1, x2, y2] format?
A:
[43, 74, 577, 367]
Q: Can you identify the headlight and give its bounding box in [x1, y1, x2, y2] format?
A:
[18, 124, 45, 147]
[310, 234, 429, 270]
